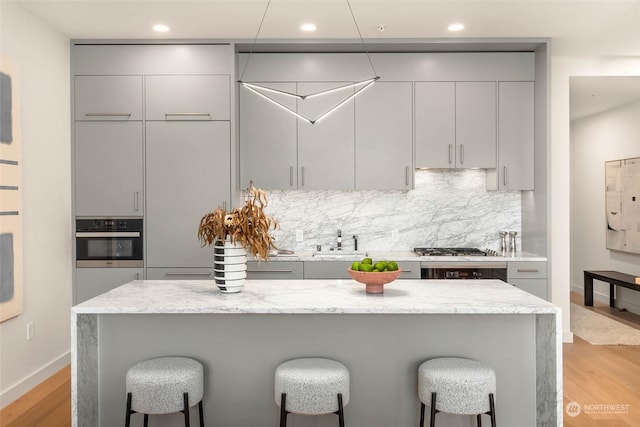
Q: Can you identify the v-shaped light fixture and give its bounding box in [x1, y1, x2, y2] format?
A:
[238, 0, 380, 125]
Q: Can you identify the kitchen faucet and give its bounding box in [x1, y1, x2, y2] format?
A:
[353, 235, 358, 251]
[337, 229, 342, 251]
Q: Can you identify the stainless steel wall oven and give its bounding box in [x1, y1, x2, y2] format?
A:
[76, 218, 143, 267]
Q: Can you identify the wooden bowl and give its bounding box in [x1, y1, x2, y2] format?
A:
[347, 268, 402, 294]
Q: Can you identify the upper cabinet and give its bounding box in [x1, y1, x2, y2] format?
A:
[75, 75, 143, 121]
[487, 82, 535, 191]
[415, 81, 496, 169]
[145, 75, 230, 121]
[355, 82, 413, 190]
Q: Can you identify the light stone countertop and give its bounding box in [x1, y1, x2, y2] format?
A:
[259, 250, 547, 262]
[72, 279, 559, 315]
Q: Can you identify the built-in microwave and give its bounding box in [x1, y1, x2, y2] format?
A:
[76, 218, 143, 267]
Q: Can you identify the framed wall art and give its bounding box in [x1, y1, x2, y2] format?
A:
[605, 157, 640, 255]
[0, 55, 23, 322]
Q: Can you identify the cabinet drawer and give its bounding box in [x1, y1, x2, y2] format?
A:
[507, 261, 547, 279]
[246, 261, 303, 280]
[146, 268, 213, 280]
[303, 261, 352, 279]
[145, 75, 230, 121]
[397, 261, 420, 279]
[75, 75, 143, 121]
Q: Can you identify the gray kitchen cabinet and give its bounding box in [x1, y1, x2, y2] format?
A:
[75, 122, 143, 217]
[304, 261, 353, 279]
[246, 261, 303, 280]
[397, 261, 420, 279]
[240, 83, 298, 189]
[145, 121, 230, 267]
[507, 261, 548, 300]
[487, 81, 535, 190]
[297, 82, 355, 190]
[146, 268, 213, 280]
[74, 75, 143, 121]
[145, 75, 230, 121]
[75, 267, 143, 304]
[355, 82, 413, 190]
[415, 81, 496, 169]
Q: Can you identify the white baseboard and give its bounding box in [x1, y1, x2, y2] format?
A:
[0, 351, 70, 409]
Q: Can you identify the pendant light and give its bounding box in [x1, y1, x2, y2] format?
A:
[238, 0, 380, 125]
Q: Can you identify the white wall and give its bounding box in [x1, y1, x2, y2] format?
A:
[551, 56, 640, 342]
[571, 99, 640, 312]
[0, 2, 71, 408]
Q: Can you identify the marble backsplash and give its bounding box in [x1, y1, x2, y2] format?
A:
[263, 169, 521, 253]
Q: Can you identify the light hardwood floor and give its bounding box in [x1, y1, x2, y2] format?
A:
[1, 293, 639, 426]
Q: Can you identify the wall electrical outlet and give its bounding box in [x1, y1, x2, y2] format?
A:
[27, 322, 35, 341]
[295, 230, 304, 242]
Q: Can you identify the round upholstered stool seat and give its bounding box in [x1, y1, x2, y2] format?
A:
[418, 357, 496, 427]
[125, 357, 204, 426]
[275, 358, 350, 426]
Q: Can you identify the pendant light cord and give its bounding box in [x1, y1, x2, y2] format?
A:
[239, 0, 271, 82]
[240, 0, 378, 81]
[346, 0, 378, 77]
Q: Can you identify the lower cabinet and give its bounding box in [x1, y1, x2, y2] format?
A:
[507, 261, 548, 300]
[304, 261, 352, 279]
[397, 261, 421, 279]
[246, 261, 303, 280]
[146, 268, 213, 281]
[75, 268, 143, 304]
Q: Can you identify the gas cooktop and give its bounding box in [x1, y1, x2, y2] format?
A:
[413, 247, 488, 257]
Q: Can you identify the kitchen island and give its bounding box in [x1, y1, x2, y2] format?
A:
[72, 279, 561, 427]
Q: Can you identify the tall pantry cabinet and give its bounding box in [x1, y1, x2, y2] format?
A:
[72, 45, 232, 300]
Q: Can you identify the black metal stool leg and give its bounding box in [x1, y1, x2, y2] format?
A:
[280, 393, 288, 427]
[419, 402, 425, 427]
[477, 413, 482, 427]
[125, 392, 132, 427]
[489, 393, 496, 427]
[143, 414, 149, 427]
[429, 392, 437, 427]
[336, 393, 345, 427]
[198, 399, 204, 427]
[183, 392, 190, 427]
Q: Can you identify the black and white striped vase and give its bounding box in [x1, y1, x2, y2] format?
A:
[213, 238, 247, 293]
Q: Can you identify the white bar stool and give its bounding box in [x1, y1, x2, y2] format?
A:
[418, 357, 496, 427]
[275, 357, 350, 427]
[125, 356, 204, 427]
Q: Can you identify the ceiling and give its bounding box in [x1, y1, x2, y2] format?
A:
[7, 0, 640, 117]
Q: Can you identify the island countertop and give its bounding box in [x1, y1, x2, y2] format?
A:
[72, 279, 559, 315]
[72, 279, 562, 427]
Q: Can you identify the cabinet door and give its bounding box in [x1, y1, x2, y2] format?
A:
[75, 267, 143, 304]
[297, 82, 355, 190]
[397, 261, 421, 279]
[455, 82, 497, 169]
[356, 82, 413, 190]
[145, 75, 230, 121]
[240, 83, 298, 189]
[510, 279, 548, 300]
[303, 261, 353, 279]
[75, 122, 143, 217]
[75, 75, 143, 121]
[146, 121, 230, 267]
[497, 82, 534, 190]
[415, 82, 455, 168]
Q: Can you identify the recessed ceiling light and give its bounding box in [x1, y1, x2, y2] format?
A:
[153, 24, 170, 33]
[300, 23, 317, 32]
[447, 23, 465, 32]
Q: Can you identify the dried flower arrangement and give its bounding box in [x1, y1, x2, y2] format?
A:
[197, 185, 278, 261]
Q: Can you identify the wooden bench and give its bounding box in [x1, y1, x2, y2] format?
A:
[583, 270, 640, 307]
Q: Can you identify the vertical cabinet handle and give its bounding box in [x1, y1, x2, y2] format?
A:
[448, 144, 453, 165]
[135, 272, 140, 280]
[460, 144, 464, 165]
[290, 166, 294, 186]
[405, 166, 410, 186]
[134, 191, 139, 212]
[503, 166, 507, 186]
[301, 166, 305, 186]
